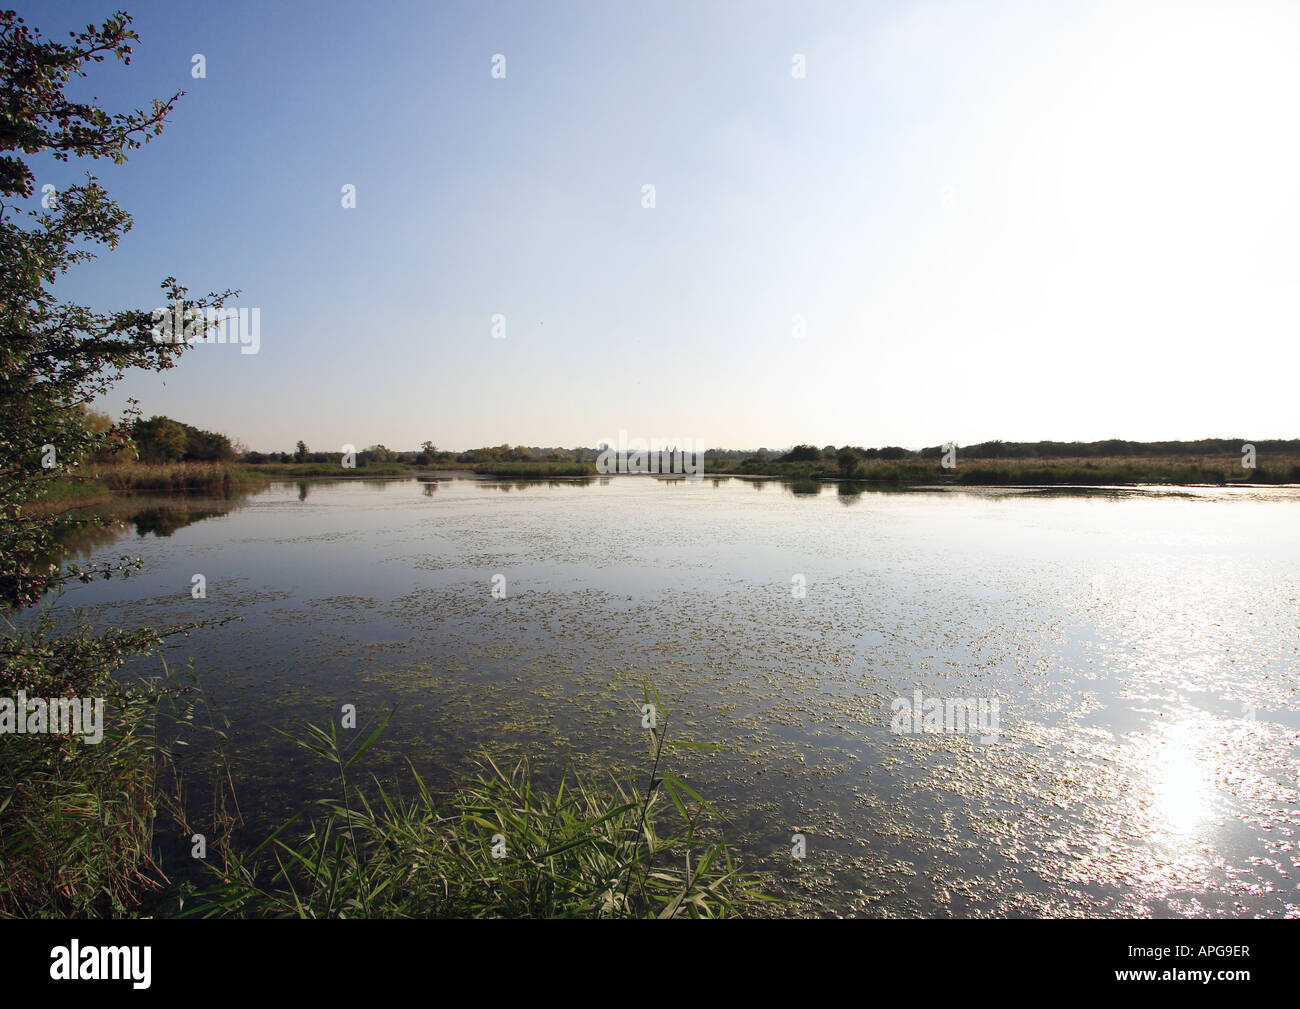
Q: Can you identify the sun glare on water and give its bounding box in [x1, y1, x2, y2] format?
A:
[1148, 719, 1215, 839]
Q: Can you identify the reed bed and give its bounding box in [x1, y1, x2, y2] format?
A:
[87, 461, 268, 493]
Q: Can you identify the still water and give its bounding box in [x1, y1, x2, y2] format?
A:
[46, 476, 1300, 916]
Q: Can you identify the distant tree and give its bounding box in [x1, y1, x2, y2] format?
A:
[120, 415, 233, 462]
[295, 440, 308, 463]
[837, 447, 859, 475]
[83, 408, 113, 437]
[780, 445, 822, 463]
[133, 415, 187, 462]
[78, 407, 131, 463]
[183, 427, 234, 461]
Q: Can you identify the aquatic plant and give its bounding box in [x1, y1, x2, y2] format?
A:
[181, 688, 771, 918]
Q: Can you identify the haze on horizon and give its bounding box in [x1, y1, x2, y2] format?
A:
[29, 0, 1300, 453]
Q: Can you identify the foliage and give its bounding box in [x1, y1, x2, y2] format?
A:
[922, 437, 1300, 460]
[0, 8, 233, 610]
[132, 415, 234, 463]
[131, 415, 185, 462]
[778, 445, 822, 463]
[360, 444, 394, 465]
[0, 9, 241, 918]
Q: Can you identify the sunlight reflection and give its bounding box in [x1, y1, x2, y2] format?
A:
[1149, 720, 1212, 837]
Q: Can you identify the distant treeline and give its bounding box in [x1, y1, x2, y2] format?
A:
[240, 441, 593, 468]
[915, 438, 1300, 460]
[231, 434, 1300, 465]
[746, 439, 1299, 468]
[99, 418, 1300, 485]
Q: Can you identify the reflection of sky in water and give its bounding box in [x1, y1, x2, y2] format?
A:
[36, 478, 1300, 916]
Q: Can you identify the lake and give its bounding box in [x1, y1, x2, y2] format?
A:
[41, 475, 1300, 917]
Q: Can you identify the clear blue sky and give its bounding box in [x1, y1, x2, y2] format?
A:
[22, 0, 1300, 452]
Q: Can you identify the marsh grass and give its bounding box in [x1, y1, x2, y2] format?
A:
[21, 463, 262, 521]
[0, 646, 247, 919]
[182, 688, 771, 918]
[88, 461, 267, 493]
[472, 462, 597, 477]
[0, 678, 172, 917]
[247, 462, 411, 477]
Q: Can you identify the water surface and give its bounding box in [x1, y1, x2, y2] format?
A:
[44, 476, 1300, 917]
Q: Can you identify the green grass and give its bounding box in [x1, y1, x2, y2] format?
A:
[36, 478, 111, 502]
[181, 691, 770, 919]
[20, 477, 114, 515]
